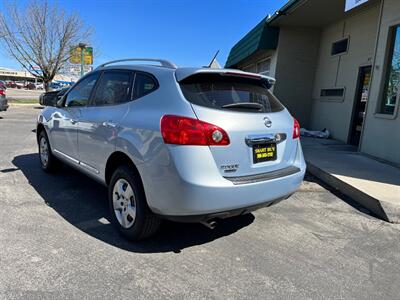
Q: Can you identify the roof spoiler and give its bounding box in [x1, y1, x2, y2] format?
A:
[96, 58, 177, 69]
[175, 68, 276, 89]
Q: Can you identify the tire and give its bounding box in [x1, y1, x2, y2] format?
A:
[38, 130, 60, 172]
[108, 165, 161, 241]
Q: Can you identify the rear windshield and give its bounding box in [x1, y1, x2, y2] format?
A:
[179, 73, 284, 113]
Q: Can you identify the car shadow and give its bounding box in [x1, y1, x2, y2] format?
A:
[12, 153, 254, 253]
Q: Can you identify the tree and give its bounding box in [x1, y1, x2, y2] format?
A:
[0, 0, 91, 90]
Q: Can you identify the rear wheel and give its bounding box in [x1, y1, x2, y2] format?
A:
[38, 130, 60, 172]
[108, 165, 161, 240]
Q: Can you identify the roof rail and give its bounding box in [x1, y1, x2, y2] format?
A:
[96, 58, 177, 69]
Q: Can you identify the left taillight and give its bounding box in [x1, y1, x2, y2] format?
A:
[293, 118, 300, 139]
[160, 115, 230, 146]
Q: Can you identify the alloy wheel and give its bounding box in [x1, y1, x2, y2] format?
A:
[112, 178, 137, 229]
[39, 136, 49, 167]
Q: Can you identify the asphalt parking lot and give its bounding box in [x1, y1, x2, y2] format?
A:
[1, 105, 400, 299]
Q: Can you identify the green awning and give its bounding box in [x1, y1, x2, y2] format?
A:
[225, 18, 279, 68]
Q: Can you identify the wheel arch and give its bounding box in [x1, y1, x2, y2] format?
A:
[36, 123, 46, 143]
[105, 151, 144, 189]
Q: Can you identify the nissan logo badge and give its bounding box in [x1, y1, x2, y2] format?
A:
[264, 117, 272, 128]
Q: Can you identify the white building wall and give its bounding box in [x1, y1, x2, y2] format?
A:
[310, 4, 380, 142]
[273, 27, 321, 128]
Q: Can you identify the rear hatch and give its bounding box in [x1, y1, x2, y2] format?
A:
[176, 69, 298, 177]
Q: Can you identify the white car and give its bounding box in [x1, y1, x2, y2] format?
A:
[35, 83, 44, 90]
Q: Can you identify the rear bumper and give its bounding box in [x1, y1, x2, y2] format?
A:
[144, 140, 306, 218]
[153, 167, 305, 217]
[158, 196, 289, 223]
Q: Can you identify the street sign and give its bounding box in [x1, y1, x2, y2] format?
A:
[84, 47, 93, 65]
[69, 46, 93, 65]
[345, 0, 369, 12]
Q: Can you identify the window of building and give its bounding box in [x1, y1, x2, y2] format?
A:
[65, 73, 99, 107]
[133, 73, 158, 99]
[379, 25, 400, 115]
[257, 59, 271, 76]
[92, 71, 133, 106]
[320, 88, 345, 98]
[331, 38, 349, 56]
[242, 64, 256, 73]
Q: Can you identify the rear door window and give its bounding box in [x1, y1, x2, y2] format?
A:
[92, 71, 133, 106]
[179, 74, 284, 113]
[133, 73, 158, 99]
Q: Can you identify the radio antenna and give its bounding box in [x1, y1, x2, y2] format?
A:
[208, 50, 220, 68]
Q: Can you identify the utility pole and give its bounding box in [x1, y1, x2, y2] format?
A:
[79, 43, 86, 77]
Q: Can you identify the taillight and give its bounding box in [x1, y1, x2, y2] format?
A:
[160, 115, 230, 146]
[0, 90, 4, 96]
[293, 118, 300, 139]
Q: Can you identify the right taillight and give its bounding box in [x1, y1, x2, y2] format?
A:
[293, 118, 300, 139]
[0, 90, 5, 96]
[160, 115, 230, 146]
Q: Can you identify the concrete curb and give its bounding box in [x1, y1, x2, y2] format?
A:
[306, 161, 400, 224]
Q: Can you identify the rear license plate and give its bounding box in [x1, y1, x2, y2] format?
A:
[252, 143, 277, 163]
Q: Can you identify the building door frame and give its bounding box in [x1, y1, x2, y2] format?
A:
[348, 65, 372, 146]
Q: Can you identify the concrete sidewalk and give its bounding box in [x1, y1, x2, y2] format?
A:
[302, 137, 400, 223]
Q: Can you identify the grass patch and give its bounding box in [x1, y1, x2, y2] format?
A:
[8, 98, 39, 104]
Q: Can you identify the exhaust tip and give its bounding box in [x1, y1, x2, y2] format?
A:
[201, 220, 217, 230]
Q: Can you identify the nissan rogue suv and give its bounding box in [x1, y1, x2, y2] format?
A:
[36, 58, 306, 240]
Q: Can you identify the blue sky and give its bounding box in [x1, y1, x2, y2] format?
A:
[0, 0, 287, 69]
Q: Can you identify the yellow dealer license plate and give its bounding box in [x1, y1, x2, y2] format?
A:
[252, 143, 277, 164]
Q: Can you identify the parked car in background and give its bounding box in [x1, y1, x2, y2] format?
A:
[36, 58, 305, 241]
[0, 87, 8, 112]
[39, 87, 69, 106]
[35, 83, 44, 90]
[0, 80, 6, 90]
[6, 81, 16, 89]
[25, 82, 36, 90]
[49, 82, 63, 90]
[15, 81, 24, 89]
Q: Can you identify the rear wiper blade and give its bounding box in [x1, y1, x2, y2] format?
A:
[221, 102, 263, 111]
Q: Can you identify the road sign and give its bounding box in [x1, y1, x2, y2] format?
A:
[84, 47, 93, 65]
[69, 46, 93, 65]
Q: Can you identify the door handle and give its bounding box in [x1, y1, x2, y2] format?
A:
[102, 121, 117, 128]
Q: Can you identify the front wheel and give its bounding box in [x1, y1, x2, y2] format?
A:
[108, 165, 161, 241]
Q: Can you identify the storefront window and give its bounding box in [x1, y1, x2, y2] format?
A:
[380, 26, 400, 115]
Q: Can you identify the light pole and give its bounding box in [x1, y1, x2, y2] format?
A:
[78, 43, 87, 77]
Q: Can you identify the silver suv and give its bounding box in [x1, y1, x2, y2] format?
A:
[37, 58, 306, 240]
